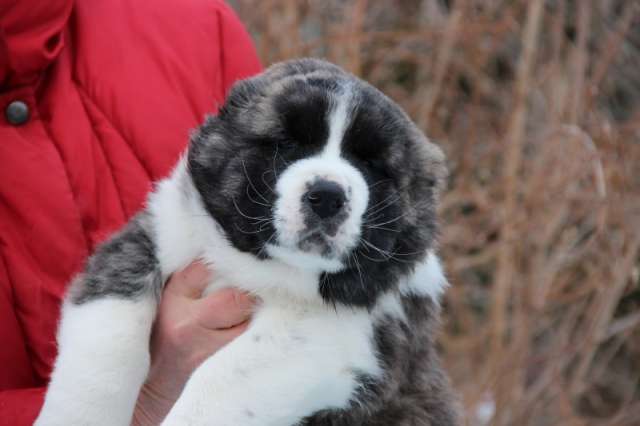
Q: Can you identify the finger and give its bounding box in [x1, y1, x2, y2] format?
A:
[196, 288, 256, 330]
[165, 261, 211, 299]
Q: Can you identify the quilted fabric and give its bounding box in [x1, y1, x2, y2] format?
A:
[0, 0, 261, 423]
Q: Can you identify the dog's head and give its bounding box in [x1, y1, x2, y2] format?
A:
[189, 59, 446, 307]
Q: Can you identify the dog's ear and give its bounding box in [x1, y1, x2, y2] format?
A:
[391, 122, 448, 207]
[220, 76, 268, 118]
[186, 115, 228, 198]
[186, 71, 269, 189]
[420, 136, 448, 201]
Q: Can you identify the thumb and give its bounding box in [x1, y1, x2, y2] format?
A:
[165, 261, 212, 299]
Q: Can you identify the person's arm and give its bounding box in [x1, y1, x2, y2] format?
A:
[0, 257, 45, 426]
[0, 388, 45, 426]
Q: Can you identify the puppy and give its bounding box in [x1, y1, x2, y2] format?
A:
[36, 59, 458, 425]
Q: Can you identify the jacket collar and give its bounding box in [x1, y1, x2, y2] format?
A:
[0, 0, 72, 89]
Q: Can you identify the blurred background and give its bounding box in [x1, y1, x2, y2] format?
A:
[229, 1, 639, 425]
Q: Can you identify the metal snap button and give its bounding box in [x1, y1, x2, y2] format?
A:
[5, 100, 30, 125]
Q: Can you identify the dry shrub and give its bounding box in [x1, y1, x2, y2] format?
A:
[230, 1, 640, 424]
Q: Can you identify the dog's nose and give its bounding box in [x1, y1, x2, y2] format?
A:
[304, 180, 346, 219]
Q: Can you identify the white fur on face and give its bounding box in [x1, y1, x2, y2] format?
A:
[269, 89, 369, 272]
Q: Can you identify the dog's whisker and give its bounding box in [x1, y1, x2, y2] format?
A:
[357, 251, 387, 263]
[258, 221, 273, 231]
[232, 196, 269, 221]
[366, 214, 406, 228]
[241, 159, 271, 204]
[351, 252, 366, 294]
[366, 202, 431, 228]
[271, 143, 290, 179]
[364, 194, 402, 218]
[371, 201, 432, 227]
[250, 220, 272, 229]
[367, 178, 393, 190]
[364, 181, 433, 219]
[366, 192, 401, 213]
[261, 170, 276, 195]
[359, 238, 390, 259]
[245, 184, 272, 208]
[234, 223, 265, 235]
[364, 224, 400, 233]
[272, 144, 280, 180]
[359, 238, 418, 263]
[363, 212, 386, 225]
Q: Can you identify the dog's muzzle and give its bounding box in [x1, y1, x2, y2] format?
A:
[270, 155, 368, 270]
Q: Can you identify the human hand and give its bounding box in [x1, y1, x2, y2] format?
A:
[132, 261, 255, 426]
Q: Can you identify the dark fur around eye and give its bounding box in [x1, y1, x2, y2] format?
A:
[276, 138, 297, 150]
[273, 80, 330, 148]
[363, 157, 387, 173]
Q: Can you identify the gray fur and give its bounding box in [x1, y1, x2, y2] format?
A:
[70, 212, 161, 304]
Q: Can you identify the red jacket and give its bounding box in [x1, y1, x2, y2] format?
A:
[0, 0, 260, 423]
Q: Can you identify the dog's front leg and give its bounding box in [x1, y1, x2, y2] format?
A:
[163, 308, 377, 426]
[162, 338, 353, 426]
[35, 296, 156, 426]
[35, 214, 161, 426]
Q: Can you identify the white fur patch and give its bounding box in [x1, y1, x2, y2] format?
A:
[148, 157, 206, 278]
[323, 86, 352, 158]
[372, 252, 449, 323]
[402, 252, 449, 302]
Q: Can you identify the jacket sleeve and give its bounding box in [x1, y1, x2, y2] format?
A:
[216, 0, 262, 93]
[0, 257, 45, 426]
[0, 388, 45, 426]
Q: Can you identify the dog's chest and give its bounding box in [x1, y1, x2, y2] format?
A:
[214, 294, 383, 414]
[248, 298, 380, 370]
